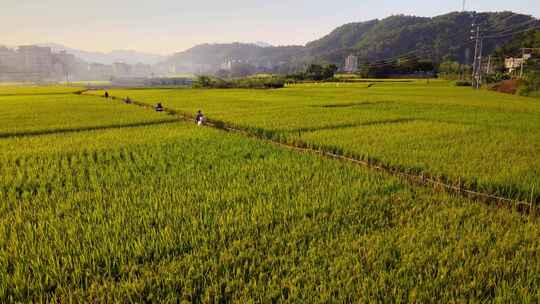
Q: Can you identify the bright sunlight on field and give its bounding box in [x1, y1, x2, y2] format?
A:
[90, 81, 540, 202]
[1, 83, 539, 302]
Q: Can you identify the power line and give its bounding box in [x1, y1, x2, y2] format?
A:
[355, 15, 480, 68]
[354, 34, 477, 70]
[479, 17, 538, 35]
[357, 31, 478, 68]
[357, 53, 426, 68]
[483, 25, 540, 39]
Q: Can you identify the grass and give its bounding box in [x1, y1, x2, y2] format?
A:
[1, 121, 539, 302]
[88, 81, 540, 202]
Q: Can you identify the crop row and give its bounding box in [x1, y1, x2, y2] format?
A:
[86, 83, 540, 202]
[1, 123, 539, 302]
[0, 85, 84, 96]
[0, 93, 176, 137]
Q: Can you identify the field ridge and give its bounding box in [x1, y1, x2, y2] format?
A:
[87, 91, 538, 213]
[0, 119, 179, 139]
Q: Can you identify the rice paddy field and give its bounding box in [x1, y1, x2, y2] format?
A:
[0, 93, 176, 138]
[89, 81, 540, 202]
[1, 83, 540, 302]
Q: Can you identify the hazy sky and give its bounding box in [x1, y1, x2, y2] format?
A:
[2, 0, 539, 54]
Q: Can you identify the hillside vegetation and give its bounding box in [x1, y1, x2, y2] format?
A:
[307, 12, 538, 63]
[163, 11, 539, 72]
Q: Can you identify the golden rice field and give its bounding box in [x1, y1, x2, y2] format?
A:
[89, 81, 540, 203]
[0, 84, 539, 302]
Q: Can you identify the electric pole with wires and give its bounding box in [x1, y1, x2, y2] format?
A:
[478, 37, 484, 88]
[471, 25, 482, 89]
[520, 48, 525, 78]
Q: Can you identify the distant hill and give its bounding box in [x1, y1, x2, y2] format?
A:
[36, 43, 166, 65]
[305, 11, 540, 64]
[494, 29, 540, 57]
[162, 43, 305, 74]
[162, 11, 540, 73]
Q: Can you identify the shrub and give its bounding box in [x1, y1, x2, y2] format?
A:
[454, 81, 472, 87]
[194, 76, 285, 89]
[484, 72, 511, 84]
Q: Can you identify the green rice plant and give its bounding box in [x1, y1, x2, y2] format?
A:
[0, 122, 539, 302]
[0, 85, 84, 96]
[0, 94, 176, 137]
[298, 120, 540, 201]
[86, 81, 540, 202]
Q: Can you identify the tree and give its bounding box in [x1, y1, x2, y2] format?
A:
[196, 76, 213, 87]
[215, 69, 231, 79]
[519, 58, 540, 95]
[230, 63, 256, 78]
[306, 64, 324, 80]
[322, 64, 338, 79]
[438, 60, 470, 80]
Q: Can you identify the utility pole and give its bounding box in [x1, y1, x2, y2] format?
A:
[486, 55, 491, 75]
[471, 25, 481, 89]
[462, 0, 466, 12]
[520, 48, 525, 78]
[477, 37, 483, 89]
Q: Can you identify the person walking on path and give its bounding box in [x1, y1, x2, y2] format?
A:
[195, 110, 205, 126]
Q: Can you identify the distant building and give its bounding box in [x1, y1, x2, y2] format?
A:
[112, 62, 132, 77]
[52, 51, 79, 81]
[168, 62, 214, 75]
[0, 46, 67, 81]
[505, 54, 531, 74]
[344, 54, 359, 73]
[0, 47, 20, 67]
[17, 45, 54, 80]
[87, 63, 114, 80]
[220, 60, 232, 71]
[0, 47, 19, 81]
[220, 59, 241, 71]
[132, 63, 153, 77]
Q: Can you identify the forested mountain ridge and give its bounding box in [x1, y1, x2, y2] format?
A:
[306, 11, 539, 64]
[162, 11, 539, 73]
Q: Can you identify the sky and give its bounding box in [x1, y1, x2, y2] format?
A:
[1, 0, 539, 55]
